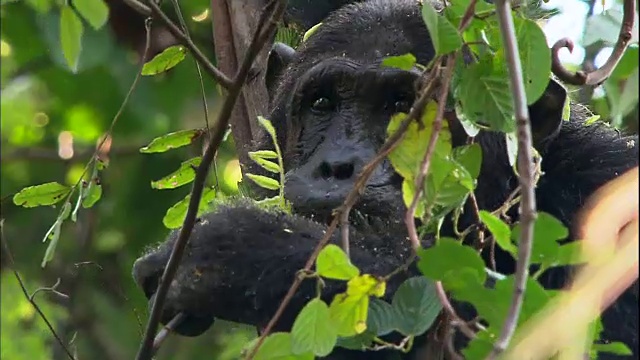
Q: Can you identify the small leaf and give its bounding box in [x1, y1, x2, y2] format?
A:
[335, 331, 376, 350]
[71, 185, 85, 222]
[478, 211, 516, 257]
[562, 96, 571, 121]
[584, 114, 602, 126]
[140, 129, 204, 153]
[151, 157, 202, 190]
[381, 53, 416, 71]
[291, 298, 337, 357]
[303, 22, 322, 42]
[13, 182, 71, 208]
[81, 180, 102, 208]
[417, 238, 486, 285]
[257, 116, 277, 139]
[248, 150, 279, 159]
[142, 45, 187, 75]
[316, 244, 360, 280]
[60, 6, 84, 72]
[253, 332, 314, 360]
[41, 202, 71, 268]
[329, 293, 369, 337]
[250, 156, 280, 174]
[592, 342, 632, 356]
[73, 0, 109, 30]
[162, 187, 216, 229]
[392, 277, 442, 336]
[246, 173, 280, 191]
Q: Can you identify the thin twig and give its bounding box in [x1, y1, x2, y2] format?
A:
[486, 1, 538, 358]
[0, 220, 76, 360]
[339, 210, 350, 258]
[134, 2, 287, 359]
[147, 0, 233, 89]
[151, 313, 186, 356]
[123, 0, 151, 16]
[246, 58, 444, 360]
[551, 0, 636, 86]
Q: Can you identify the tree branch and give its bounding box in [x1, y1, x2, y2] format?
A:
[146, 1, 233, 89]
[486, 1, 538, 358]
[134, 1, 287, 359]
[551, 0, 636, 86]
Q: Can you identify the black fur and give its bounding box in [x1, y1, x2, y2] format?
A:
[133, 1, 638, 358]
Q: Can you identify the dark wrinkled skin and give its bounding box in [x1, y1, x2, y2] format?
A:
[133, 1, 639, 359]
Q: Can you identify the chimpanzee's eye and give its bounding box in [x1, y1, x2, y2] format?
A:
[310, 96, 335, 114]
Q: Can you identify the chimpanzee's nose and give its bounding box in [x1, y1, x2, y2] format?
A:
[317, 159, 356, 180]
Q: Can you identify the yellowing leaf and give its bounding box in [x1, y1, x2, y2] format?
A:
[346, 274, 386, 298]
[329, 293, 369, 337]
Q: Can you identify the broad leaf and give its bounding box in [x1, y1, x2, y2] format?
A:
[253, 333, 314, 360]
[381, 53, 416, 71]
[291, 298, 337, 356]
[316, 244, 360, 280]
[74, 0, 109, 30]
[142, 45, 187, 75]
[417, 238, 486, 285]
[140, 129, 204, 153]
[392, 277, 442, 336]
[162, 187, 216, 229]
[60, 6, 84, 72]
[151, 157, 202, 190]
[13, 182, 71, 208]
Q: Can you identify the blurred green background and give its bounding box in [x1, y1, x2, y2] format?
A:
[0, 0, 637, 359]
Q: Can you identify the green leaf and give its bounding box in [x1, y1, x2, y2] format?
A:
[41, 202, 71, 268]
[258, 116, 277, 139]
[335, 331, 376, 350]
[13, 182, 71, 208]
[367, 298, 398, 336]
[246, 173, 281, 191]
[392, 277, 442, 336]
[592, 342, 632, 356]
[151, 157, 202, 190]
[253, 332, 314, 360]
[291, 298, 337, 357]
[329, 293, 369, 337]
[421, 4, 463, 55]
[555, 242, 587, 267]
[248, 150, 279, 159]
[478, 211, 516, 256]
[81, 179, 102, 208]
[423, 154, 474, 210]
[140, 129, 205, 153]
[584, 114, 601, 126]
[457, 56, 515, 132]
[512, 212, 569, 266]
[60, 6, 84, 72]
[303, 22, 322, 42]
[381, 53, 416, 71]
[453, 143, 482, 179]
[162, 187, 216, 229]
[142, 45, 187, 75]
[250, 155, 281, 174]
[73, 0, 109, 30]
[417, 238, 486, 285]
[461, 331, 494, 360]
[316, 244, 360, 280]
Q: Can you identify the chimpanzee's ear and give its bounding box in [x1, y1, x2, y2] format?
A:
[266, 42, 296, 101]
[528, 78, 568, 149]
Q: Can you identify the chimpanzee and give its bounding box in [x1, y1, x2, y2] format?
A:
[132, 1, 638, 358]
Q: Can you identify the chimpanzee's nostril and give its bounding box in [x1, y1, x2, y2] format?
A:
[319, 162, 333, 179]
[318, 161, 355, 180]
[333, 163, 354, 180]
